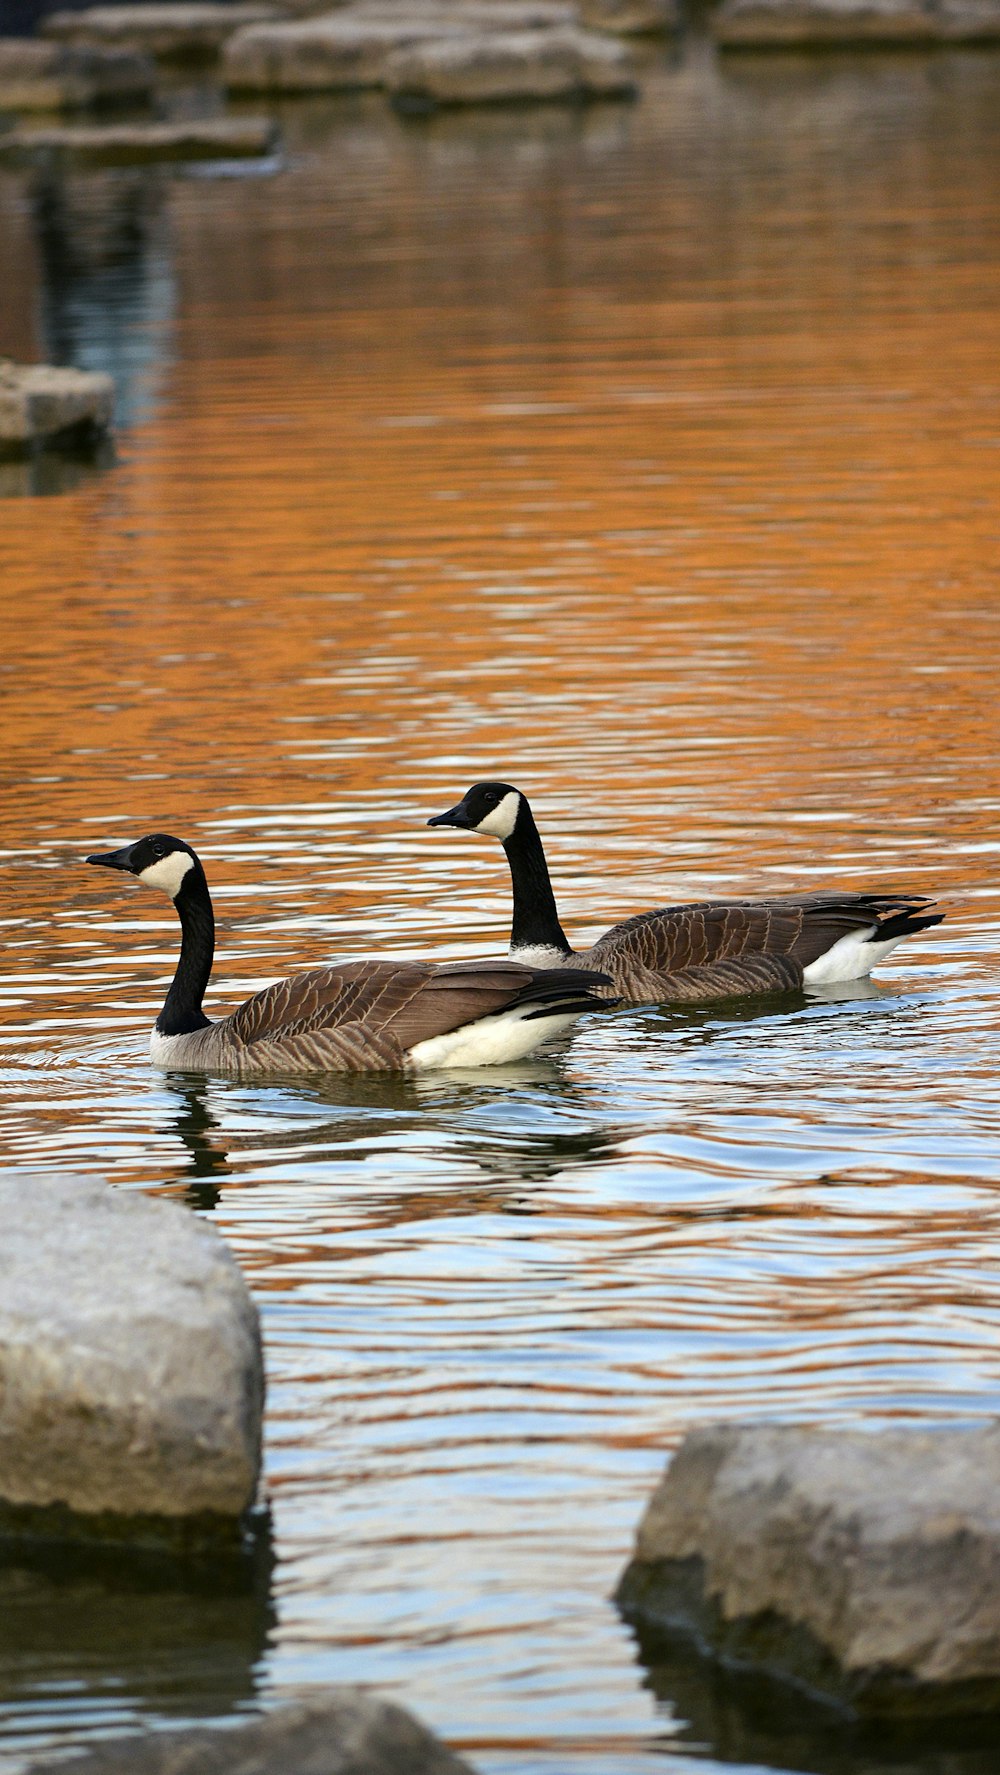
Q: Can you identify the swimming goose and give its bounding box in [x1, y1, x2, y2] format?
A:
[427, 783, 943, 1003]
[86, 833, 616, 1074]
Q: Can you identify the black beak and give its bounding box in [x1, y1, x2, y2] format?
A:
[86, 844, 137, 873]
[427, 803, 471, 830]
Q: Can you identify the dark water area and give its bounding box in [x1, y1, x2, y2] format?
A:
[2, 22, 1000, 1775]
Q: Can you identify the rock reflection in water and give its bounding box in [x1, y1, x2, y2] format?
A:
[0, 437, 115, 500]
[29, 169, 174, 430]
[0, 1536, 274, 1752]
[628, 1617, 1000, 1775]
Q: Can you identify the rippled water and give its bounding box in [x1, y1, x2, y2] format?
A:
[2, 30, 1000, 1775]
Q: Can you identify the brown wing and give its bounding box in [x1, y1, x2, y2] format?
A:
[588, 901, 803, 974]
[376, 958, 609, 1048]
[216, 959, 431, 1070]
[584, 894, 938, 1002]
[216, 958, 609, 1071]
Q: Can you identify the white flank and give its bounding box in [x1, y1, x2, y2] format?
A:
[408, 1006, 581, 1069]
[802, 927, 907, 985]
[138, 851, 196, 898]
[475, 790, 521, 841]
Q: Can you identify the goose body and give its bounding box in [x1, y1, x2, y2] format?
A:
[428, 783, 944, 1004]
[87, 834, 615, 1075]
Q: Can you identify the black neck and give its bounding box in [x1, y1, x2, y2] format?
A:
[157, 867, 214, 1036]
[504, 801, 573, 955]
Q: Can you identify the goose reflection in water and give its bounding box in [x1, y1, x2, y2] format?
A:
[163, 976, 904, 1213]
[625, 965, 916, 1043]
[163, 1061, 632, 1217]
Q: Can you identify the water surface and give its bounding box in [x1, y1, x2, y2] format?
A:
[2, 34, 1000, 1775]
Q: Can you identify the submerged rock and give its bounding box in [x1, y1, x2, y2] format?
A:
[0, 117, 278, 166]
[616, 1421, 1000, 1716]
[385, 25, 638, 107]
[0, 1175, 263, 1550]
[0, 360, 114, 452]
[0, 39, 155, 110]
[41, 2, 281, 60]
[713, 0, 1000, 43]
[22, 1694, 478, 1774]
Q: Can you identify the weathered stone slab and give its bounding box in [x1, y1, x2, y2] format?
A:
[0, 117, 278, 166]
[23, 1694, 478, 1775]
[42, 3, 281, 60]
[353, 0, 580, 23]
[0, 360, 114, 451]
[355, 0, 582, 20]
[0, 39, 155, 109]
[616, 1421, 1000, 1716]
[714, 0, 1000, 40]
[580, 0, 678, 32]
[385, 25, 637, 106]
[222, 2, 597, 89]
[0, 1175, 263, 1547]
[223, 13, 467, 90]
[713, 0, 972, 44]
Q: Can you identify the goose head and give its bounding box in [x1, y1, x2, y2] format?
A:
[428, 782, 523, 843]
[87, 833, 201, 900]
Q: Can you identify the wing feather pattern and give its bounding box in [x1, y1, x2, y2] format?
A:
[583, 893, 940, 1002]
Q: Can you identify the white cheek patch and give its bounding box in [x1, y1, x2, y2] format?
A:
[138, 851, 196, 898]
[476, 791, 521, 841]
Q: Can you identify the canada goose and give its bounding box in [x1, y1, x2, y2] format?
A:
[427, 783, 944, 1003]
[86, 833, 616, 1075]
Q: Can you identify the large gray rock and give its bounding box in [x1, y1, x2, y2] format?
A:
[42, 3, 281, 59]
[384, 25, 637, 106]
[616, 1421, 1000, 1715]
[23, 1695, 477, 1775]
[0, 1176, 263, 1546]
[0, 39, 155, 109]
[711, 0, 999, 43]
[0, 360, 114, 451]
[0, 117, 278, 166]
